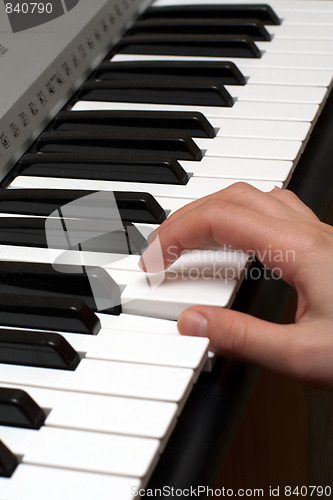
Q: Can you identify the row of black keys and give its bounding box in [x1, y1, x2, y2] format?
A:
[0, 263, 107, 463]
[0, 3, 282, 478]
[2, 3, 280, 187]
[0, 3, 283, 358]
[0, 386, 50, 477]
[3, 2, 281, 185]
[116, 3, 280, 58]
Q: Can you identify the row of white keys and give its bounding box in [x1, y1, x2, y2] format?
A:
[0, 464, 140, 500]
[0, 2, 303, 497]
[0, 424, 160, 479]
[0, 358, 194, 404]
[0, 381, 178, 440]
[8, 176, 282, 198]
[44, 326, 209, 373]
[94, 312, 217, 369]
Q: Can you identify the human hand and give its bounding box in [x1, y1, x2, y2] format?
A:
[139, 182, 333, 390]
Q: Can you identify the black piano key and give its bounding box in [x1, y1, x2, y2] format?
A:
[0, 294, 101, 335]
[94, 61, 245, 86]
[141, 4, 281, 25]
[0, 218, 48, 247]
[0, 217, 147, 255]
[0, 441, 18, 478]
[116, 34, 261, 58]
[0, 189, 167, 224]
[0, 262, 122, 316]
[0, 387, 45, 429]
[54, 110, 217, 137]
[0, 330, 80, 371]
[17, 152, 189, 185]
[130, 18, 271, 41]
[36, 130, 203, 161]
[78, 79, 234, 108]
[0, 389, 42, 431]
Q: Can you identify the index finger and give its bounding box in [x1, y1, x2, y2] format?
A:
[139, 197, 302, 283]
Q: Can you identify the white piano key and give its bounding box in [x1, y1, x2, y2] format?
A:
[277, 11, 333, 24]
[91, 314, 216, 373]
[195, 137, 301, 161]
[182, 157, 293, 183]
[256, 39, 333, 55]
[223, 53, 333, 71]
[112, 52, 333, 71]
[73, 99, 320, 122]
[269, 24, 333, 39]
[96, 312, 179, 334]
[105, 268, 238, 317]
[60, 329, 209, 373]
[0, 425, 160, 478]
[245, 69, 331, 89]
[214, 119, 311, 141]
[0, 382, 178, 439]
[111, 54, 333, 87]
[0, 464, 140, 500]
[225, 84, 326, 104]
[0, 358, 194, 403]
[9, 175, 282, 198]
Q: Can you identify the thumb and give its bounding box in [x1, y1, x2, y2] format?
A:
[178, 306, 295, 374]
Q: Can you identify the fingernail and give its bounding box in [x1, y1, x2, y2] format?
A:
[147, 229, 158, 245]
[178, 311, 208, 337]
[138, 236, 164, 273]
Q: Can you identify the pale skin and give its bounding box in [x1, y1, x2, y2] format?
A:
[139, 182, 333, 391]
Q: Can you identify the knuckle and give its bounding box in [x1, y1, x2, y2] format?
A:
[296, 224, 327, 255]
[203, 197, 231, 217]
[225, 181, 257, 197]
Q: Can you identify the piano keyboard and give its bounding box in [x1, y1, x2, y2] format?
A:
[0, 0, 332, 498]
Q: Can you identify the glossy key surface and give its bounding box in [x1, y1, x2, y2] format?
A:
[54, 109, 217, 137]
[0, 294, 100, 335]
[0, 189, 167, 224]
[0, 330, 80, 370]
[36, 130, 203, 161]
[78, 79, 234, 108]
[0, 261, 121, 316]
[141, 4, 281, 25]
[130, 18, 271, 41]
[0, 441, 18, 478]
[116, 34, 261, 58]
[0, 387, 45, 429]
[17, 153, 189, 185]
[94, 61, 246, 86]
